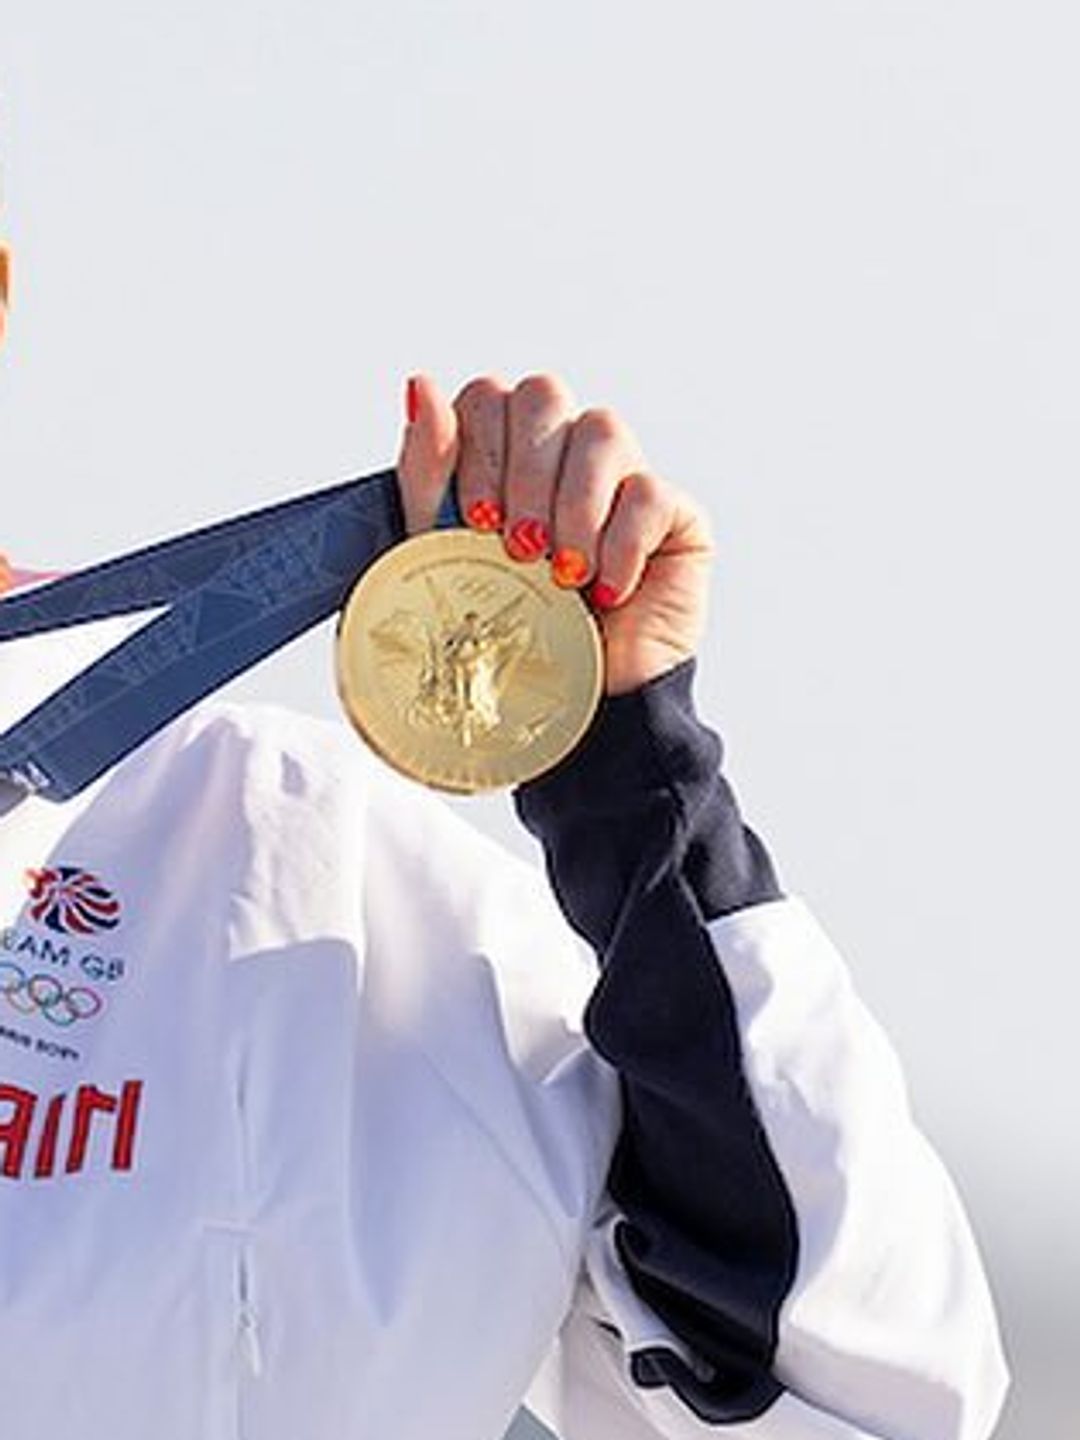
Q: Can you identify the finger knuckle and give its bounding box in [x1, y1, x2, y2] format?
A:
[577, 406, 623, 445]
[514, 372, 572, 416]
[620, 469, 662, 508]
[456, 375, 507, 416]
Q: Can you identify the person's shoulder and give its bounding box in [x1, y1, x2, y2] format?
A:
[140, 696, 590, 979]
[84, 698, 381, 842]
[140, 699, 533, 885]
[151, 697, 377, 789]
[174, 698, 363, 763]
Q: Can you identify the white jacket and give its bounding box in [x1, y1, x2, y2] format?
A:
[0, 627, 1008, 1440]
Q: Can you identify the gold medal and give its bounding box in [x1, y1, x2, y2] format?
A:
[335, 529, 604, 792]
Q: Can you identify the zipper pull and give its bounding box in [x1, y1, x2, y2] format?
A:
[238, 1303, 264, 1378]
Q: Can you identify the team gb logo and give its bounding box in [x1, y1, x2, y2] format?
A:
[24, 867, 122, 937]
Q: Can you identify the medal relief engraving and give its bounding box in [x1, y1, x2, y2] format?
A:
[370, 573, 565, 749]
[336, 529, 602, 792]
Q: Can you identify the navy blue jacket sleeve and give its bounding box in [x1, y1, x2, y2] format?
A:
[514, 658, 798, 1424]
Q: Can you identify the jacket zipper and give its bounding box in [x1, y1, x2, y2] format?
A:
[237, 1246, 263, 1379]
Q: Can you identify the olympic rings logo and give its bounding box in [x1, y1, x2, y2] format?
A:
[0, 962, 104, 1028]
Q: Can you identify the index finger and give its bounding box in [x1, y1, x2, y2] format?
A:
[395, 373, 459, 533]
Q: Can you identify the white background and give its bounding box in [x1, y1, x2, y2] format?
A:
[2, 3, 1076, 1437]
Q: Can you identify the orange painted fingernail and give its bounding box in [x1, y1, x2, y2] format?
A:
[551, 547, 590, 588]
[506, 517, 549, 561]
[590, 581, 620, 609]
[405, 377, 420, 425]
[466, 498, 504, 532]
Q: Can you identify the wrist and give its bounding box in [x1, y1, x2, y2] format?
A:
[515, 657, 783, 940]
[603, 644, 697, 698]
[517, 657, 704, 815]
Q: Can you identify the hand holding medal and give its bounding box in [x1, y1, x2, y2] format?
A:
[337, 372, 714, 791]
[398, 373, 713, 699]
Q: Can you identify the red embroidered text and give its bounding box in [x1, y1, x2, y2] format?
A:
[0, 1079, 143, 1180]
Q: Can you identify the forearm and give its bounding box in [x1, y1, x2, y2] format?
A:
[515, 657, 782, 947]
[516, 660, 795, 1421]
[515, 663, 1008, 1437]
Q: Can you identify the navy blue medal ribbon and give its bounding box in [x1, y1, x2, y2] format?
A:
[0, 468, 462, 803]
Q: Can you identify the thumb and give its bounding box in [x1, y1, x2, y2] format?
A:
[395, 373, 459, 533]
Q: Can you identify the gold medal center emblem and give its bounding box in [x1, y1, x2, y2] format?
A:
[335, 530, 604, 792]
